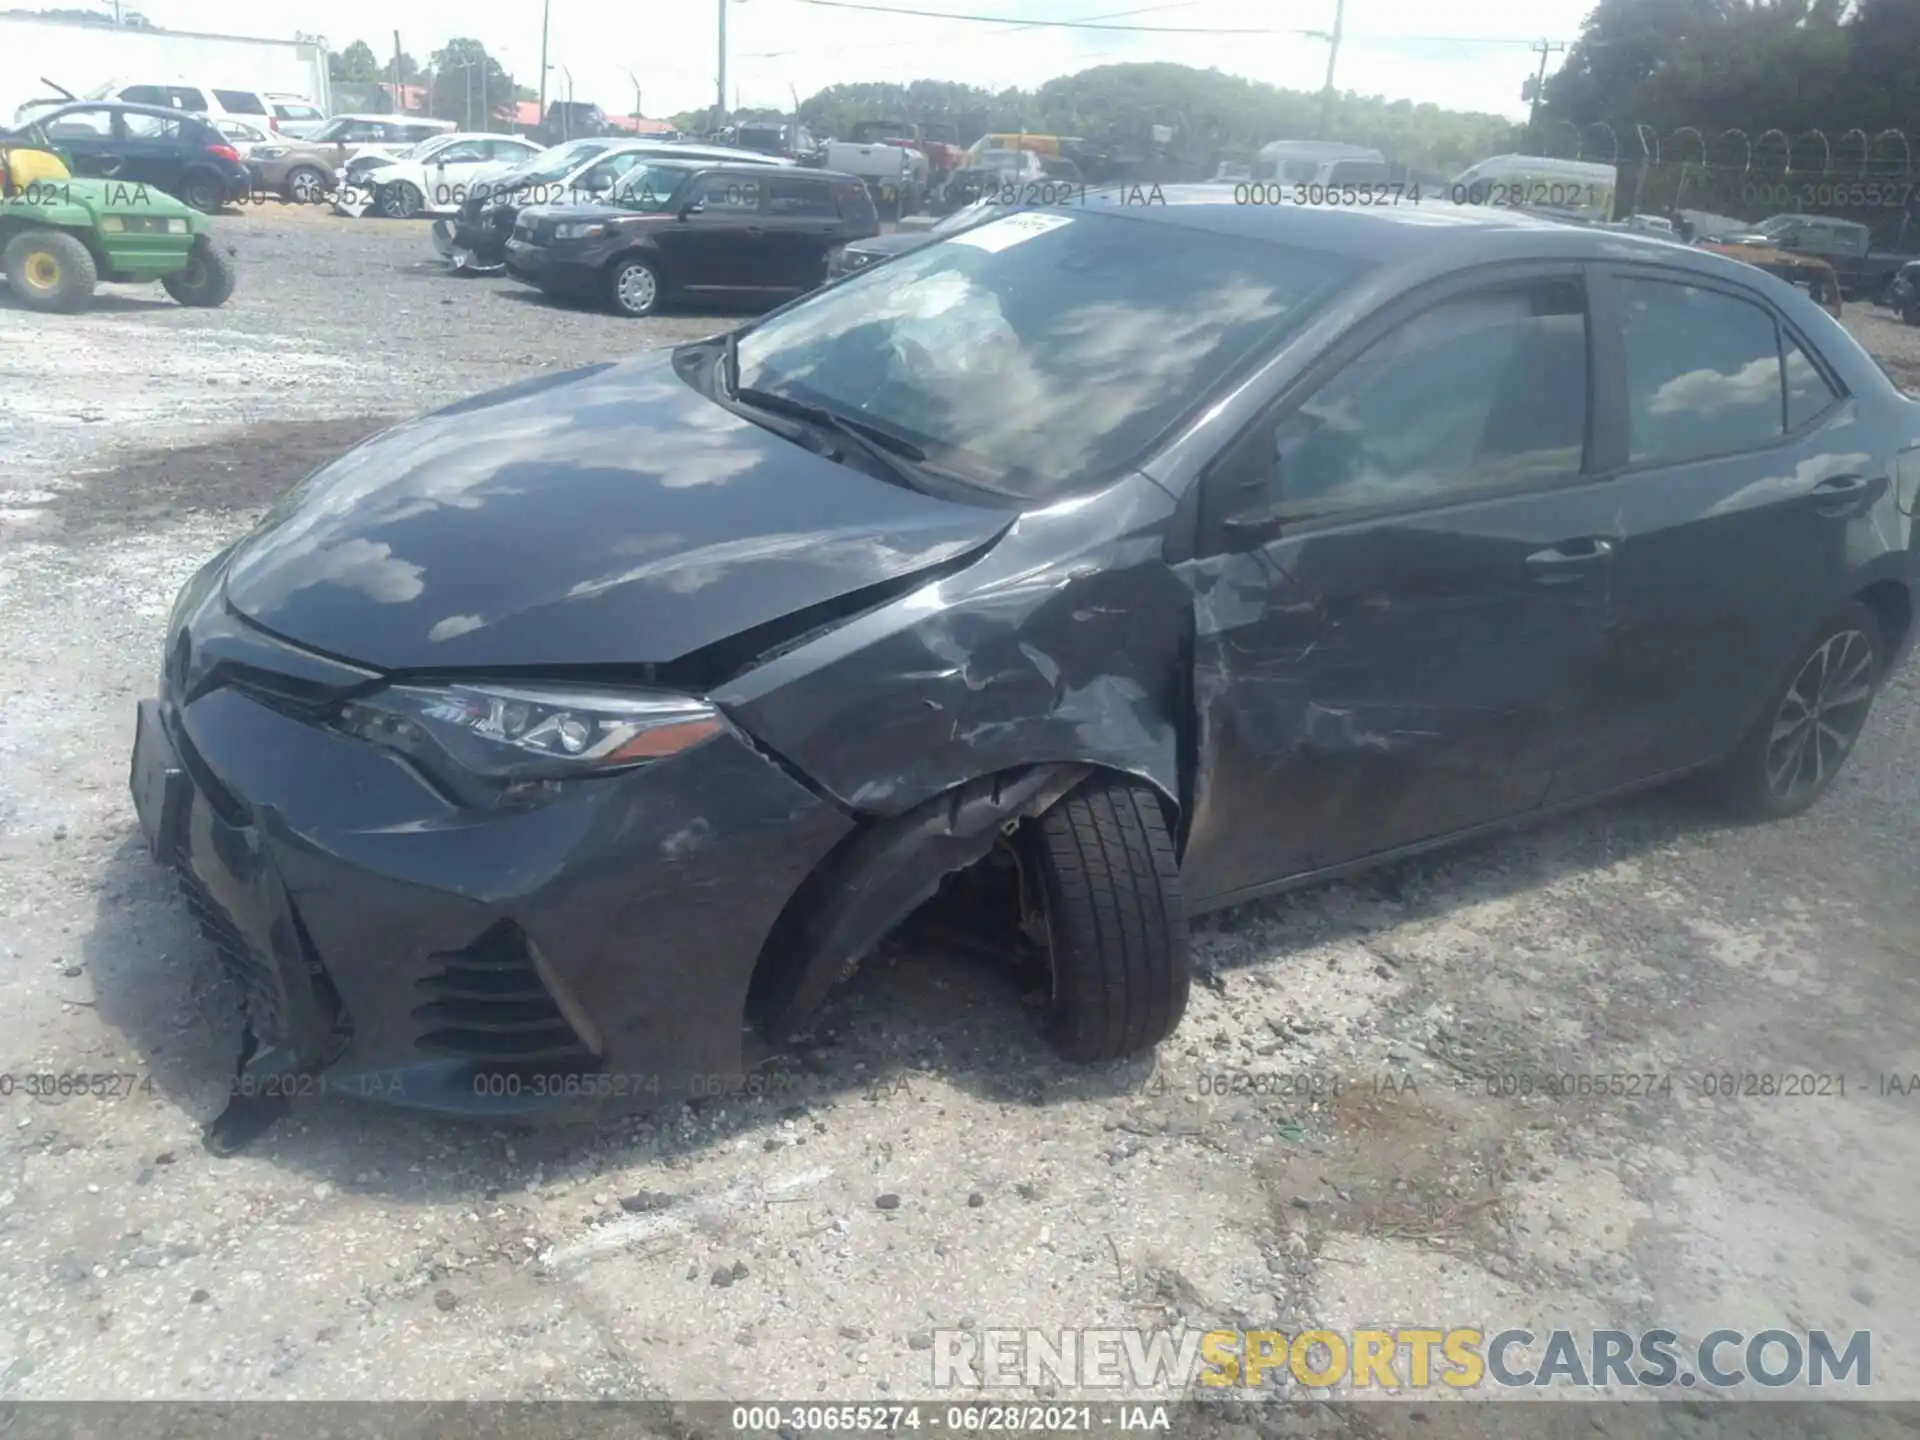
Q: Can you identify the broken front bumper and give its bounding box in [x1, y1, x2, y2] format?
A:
[129, 574, 853, 1115]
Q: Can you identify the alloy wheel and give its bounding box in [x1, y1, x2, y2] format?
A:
[1764, 628, 1876, 804]
[289, 169, 324, 204]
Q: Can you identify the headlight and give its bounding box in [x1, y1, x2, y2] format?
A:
[553, 221, 606, 240]
[338, 682, 724, 781]
[100, 215, 125, 232]
[165, 217, 187, 234]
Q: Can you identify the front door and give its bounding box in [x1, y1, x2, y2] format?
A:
[1177, 266, 1614, 906]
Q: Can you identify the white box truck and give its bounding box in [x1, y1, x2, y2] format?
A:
[0, 14, 330, 127]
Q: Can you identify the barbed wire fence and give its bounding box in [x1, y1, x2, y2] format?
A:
[1538, 122, 1919, 243]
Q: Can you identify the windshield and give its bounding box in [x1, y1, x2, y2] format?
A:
[513, 140, 617, 185]
[732, 210, 1359, 500]
[604, 163, 693, 211]
[930, 200, 1002, 236]
[310, 118, 358, 142]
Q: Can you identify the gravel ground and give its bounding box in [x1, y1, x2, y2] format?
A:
[3, 206, 1920, 1423]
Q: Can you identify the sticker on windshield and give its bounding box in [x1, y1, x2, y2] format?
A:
[947, 210, 1075, 253]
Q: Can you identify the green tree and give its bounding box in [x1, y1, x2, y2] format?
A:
[426, 39, 515, 130]
[331, 39, 380, 84]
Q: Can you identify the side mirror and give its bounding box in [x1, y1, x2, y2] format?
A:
[679, 198, 706, 219]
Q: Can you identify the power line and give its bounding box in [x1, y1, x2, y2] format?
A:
[739, 1, 1201, 58]
[790, 0, 1301, 33]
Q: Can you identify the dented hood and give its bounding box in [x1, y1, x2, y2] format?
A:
[222, 354, 1012, 672]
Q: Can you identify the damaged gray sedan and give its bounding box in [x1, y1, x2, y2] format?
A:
[130, 190, 1920, 1145]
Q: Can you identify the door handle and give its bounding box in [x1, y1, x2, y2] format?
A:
[1805, 473, 1871, 516]
[1525, 536, 1614, 584]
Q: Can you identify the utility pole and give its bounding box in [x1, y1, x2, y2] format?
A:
[391, 30, 403, 112]
[716, 0, 728, 133]
[538, 0, 551, 128]
[1525, 40, 1565, 151]
[630, 71, 643, 128]
[1317, 0, 1343, 140]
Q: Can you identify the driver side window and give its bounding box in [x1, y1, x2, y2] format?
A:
[1258, 276, 1590, 525]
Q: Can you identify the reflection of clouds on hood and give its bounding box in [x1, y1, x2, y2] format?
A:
[228, 356, 763, 615]
[565, 529, 954, 599]
[238, 537, 423, 614]
[1648, 357, 1779, 417]
[428, 613, 485, 641]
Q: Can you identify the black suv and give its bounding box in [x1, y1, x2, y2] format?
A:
[503, 161, 879, 316]
[14, 101, 249, 212]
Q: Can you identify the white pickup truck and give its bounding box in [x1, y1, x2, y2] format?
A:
[821, 127, 929, 218]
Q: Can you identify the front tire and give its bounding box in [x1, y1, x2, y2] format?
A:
[4, 229, 97, 313]
[379, 182, 424, 219]
[1023, 775, 1190, 1062]
[162, 235, 236, 308]
[606, 256, 661, 317]
[1708, 603, 1883, 820]
[284, 166, 328, 205]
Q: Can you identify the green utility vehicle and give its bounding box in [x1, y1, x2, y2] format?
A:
[0, 172, 234, 314]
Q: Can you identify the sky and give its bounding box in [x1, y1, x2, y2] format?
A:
[112, 0, 1595, 123]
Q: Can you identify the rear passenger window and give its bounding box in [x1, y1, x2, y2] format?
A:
[1264, 276, 1590, 521]
[1620, 279, 1785, 464]
[214, 90, 267, 115]
[766, 177, 836, 217]
[1784, 337, 1839, 430]
[122, 112, 184, 141]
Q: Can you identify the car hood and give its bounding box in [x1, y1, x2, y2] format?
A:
[221, 353, 1013, 672]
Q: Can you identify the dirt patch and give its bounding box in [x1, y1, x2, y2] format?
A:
[42, 416, 397, 541]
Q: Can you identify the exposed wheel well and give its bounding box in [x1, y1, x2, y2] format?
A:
[742, 762, 1177, 1040]
[1855, 578, 1912, 658]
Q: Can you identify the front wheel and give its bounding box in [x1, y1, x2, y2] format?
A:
[1707, 603, 1884, 820]
[606, 256, 660, 317]
[4, 229, 97, 313]
[162, 235, 236, 308]
[379, 182, 424, 219]
[284, 166, 328, 205]
[1021, 775, 1191, 1062]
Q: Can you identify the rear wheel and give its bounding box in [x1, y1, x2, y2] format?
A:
[607, 256, 660, 317]
[178, 170, 225, 214]
[1708, 603, 1883, 819]
[4, 229, 96, 313]
[1020, 775, 1190, 1062]
[379, 182, 424, 219]
[161, 235, 235, 308]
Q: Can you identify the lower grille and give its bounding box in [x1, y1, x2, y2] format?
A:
[177, 870, 285, 1038]
[413, 922, 595, 1064]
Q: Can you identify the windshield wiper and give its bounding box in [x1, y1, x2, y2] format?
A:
[733, 385, 932, 490]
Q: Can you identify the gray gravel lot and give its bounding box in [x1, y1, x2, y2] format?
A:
[3, 205, 1920, 1420]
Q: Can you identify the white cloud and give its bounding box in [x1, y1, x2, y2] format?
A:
[143, 0, 1584, 124]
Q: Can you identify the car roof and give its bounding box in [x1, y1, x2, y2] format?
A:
[1058, 185, 1807, 283]
[34, 100, 214, 123]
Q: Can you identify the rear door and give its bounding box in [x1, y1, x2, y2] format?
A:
[117, 109, 195, 194]
[761, 173, 847, 289]
[1178, 265, 1613, 903]
[657, 169, 769, 292]
[1545, 266, 1870, 799]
